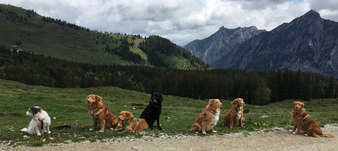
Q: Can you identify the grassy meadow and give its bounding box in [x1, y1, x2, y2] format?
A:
[0, 79, 337, 147]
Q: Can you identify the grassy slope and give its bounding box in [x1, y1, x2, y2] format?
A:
[0, 79, 337, 146]
[0, 4, 207, 70]
[0, 4, 147, 66]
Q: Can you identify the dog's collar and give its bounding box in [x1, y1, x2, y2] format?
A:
[152, 102, 159, 108]
[233, 108, 241, 113]
[293, 115, 309, 125]
[38, 118, 44, 129]
[122, 120, 140, 130]
[293, 111, 304, 117]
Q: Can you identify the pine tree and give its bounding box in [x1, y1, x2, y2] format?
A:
[254, 81, 271, 105]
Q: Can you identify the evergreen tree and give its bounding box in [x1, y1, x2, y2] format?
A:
[326, 77, 336, 98]
[301, 75, 312, 101]
[254, 81, 271, 105]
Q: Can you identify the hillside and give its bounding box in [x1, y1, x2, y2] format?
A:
[0, 4, 207, 70]
[0, 45, 336, 103]
[184, 26, 264, 65]
[212, 10, 338, 78]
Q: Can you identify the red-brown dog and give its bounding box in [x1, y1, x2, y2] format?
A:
[117, 111, 149, 133]
[191, 99, 223, 134]
[86, 94, 119, 132]
[221, 98, 245, 128]
[291, 101, 334, 137]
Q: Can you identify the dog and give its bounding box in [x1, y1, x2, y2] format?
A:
[291, 101, 335, 137]
[191, 99, 223, 134]
[86, 94, 119, 132]
[221, 98, 245, 128]
[21, 106, 51, 136]
[116, 111, 149, 133]
[140, 92, 163, 130]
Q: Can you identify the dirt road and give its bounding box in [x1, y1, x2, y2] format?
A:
[2, 124, 337, 151]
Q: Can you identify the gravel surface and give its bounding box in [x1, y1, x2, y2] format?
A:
[2, 124, 337, 151]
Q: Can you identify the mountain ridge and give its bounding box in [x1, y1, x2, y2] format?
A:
[212, 10, 338, 78]
[184, 26, 265, 65]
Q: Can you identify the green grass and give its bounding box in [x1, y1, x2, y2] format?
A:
[0, 78, 337, 147]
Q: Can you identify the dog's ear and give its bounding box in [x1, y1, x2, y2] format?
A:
[160, 94, 163, 103]
[292, 102, 296, 107]
[126, 112, 134, 120]
[96, 95, 102, 102]
[31, 107, 40, 115]
[301, 102, 304, 107]
[232, 99, 237, 105]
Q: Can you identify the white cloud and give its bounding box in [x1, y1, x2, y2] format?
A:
[0, 0, 337, 46]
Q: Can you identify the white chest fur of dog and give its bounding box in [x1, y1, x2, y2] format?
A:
[236, 107, 242, 121]
[21, 106, 51, 136]
[206, 109, 220, 131]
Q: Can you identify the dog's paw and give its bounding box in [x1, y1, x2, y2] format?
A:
[20, 128, 28, 132]
[289, 130, 293, 132]
[158, 127, 163, 130]
[37, 133, 41, 136]
[48, 131, 51, 134]
[293, 132, 296, 135]
[202, 132, 207, 135]
[304, 134, 308, 136]
[213, 130, 217, 133]
[99, 130, 104, 132]
[195, 132, 199, 134]
[89, 128, 93, 131]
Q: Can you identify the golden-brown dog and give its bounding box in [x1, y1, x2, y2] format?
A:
[191, 99, 223, 134]
[221, 98, 245, 128]
[116, 111, 149, 133]
[291, 101, 334, 137]
[86, 94, 119, 132]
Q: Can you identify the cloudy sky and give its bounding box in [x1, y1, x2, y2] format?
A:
[1, 0, 338, 46]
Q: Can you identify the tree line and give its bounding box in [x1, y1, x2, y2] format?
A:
[0, 45, 337, 105]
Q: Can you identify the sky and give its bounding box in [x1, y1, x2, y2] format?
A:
[1, 0, 338, 46]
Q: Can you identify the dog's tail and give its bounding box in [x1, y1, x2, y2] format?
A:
[321, 133, 335, 137]
[191, 123, 201, 133]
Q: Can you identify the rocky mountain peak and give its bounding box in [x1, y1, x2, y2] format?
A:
[213, 10, 338, 78]
[184, 26, 264, 64]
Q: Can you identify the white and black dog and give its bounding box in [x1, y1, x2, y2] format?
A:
[21, 106, 51, 136]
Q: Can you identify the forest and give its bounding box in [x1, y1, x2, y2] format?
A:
[1, 45, 337, 105]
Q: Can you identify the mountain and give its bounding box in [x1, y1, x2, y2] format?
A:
[184, 26, 265, 64]
[213, 10, 338, 78]
[0, 4, 207, 70]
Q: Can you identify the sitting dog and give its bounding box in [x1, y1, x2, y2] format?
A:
[86, 94, 119, 132]
[21, 106, 51, 136]
[291, 101, 335, 137]
[140, 92, 163, 130]
[191, 99, 223, 134]
[117, 111, 149, 132]
[221, 98, 245, 128]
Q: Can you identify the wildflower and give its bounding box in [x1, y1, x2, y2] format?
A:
[42, 139, 46, 142]
[53, 117, 56, 120]
[254, 122, 257, 126]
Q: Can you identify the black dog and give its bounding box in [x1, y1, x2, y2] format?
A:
[140, 92, 163, 130]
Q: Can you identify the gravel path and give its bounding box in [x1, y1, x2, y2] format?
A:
[2, 124, 338, 151]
